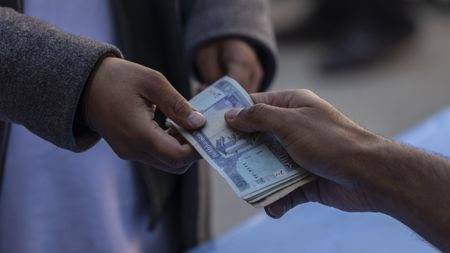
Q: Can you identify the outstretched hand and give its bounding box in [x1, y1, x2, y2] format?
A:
[85, 57, 205, 174]
[225, 90, 450, 252]
[225, 90, 386, 217]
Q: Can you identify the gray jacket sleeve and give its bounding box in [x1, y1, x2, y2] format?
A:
[0, 7, 123, 152]
[184, 0, 277, 90]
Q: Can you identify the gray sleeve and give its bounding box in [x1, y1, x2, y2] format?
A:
[184, 0, 278, 90]
[0, 7, 123, 152]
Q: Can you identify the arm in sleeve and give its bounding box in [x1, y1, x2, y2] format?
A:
[0, 7, 123, 152]
[183, 0, 278, 90]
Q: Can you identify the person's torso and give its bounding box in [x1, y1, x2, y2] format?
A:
[0, 1, 175, 252]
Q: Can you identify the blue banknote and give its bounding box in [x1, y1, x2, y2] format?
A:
[168, 77, 312, 206]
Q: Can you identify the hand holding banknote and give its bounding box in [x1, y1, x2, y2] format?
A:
[224, 89, 384, 216]
[86, 57, 205, 173]
[167, 78, 450, 251]
[168, 77, 313, 207]
[224, 88, 450, 252]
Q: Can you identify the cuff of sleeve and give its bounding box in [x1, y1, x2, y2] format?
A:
[0, 8, 123, 152]
[73, 53, 120, 152]
[69, 47, 123, 152]
[184, 1, 278, 90]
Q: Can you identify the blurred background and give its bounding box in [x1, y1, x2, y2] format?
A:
[209, 0, 450, 237]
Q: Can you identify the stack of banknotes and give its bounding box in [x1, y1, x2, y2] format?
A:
[168, 77, 314, 207]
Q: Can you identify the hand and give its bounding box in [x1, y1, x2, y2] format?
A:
[195, 38, 263, 93]
[85, 57, 206, 174]
[225, 90, 386, 217]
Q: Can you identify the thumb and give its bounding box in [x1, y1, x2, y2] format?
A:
[148, 75, 206, 130]
[160, 94, 206, 130]
[224, 103, 287, 134]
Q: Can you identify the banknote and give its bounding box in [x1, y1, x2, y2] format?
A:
[168, 77, 314, 207]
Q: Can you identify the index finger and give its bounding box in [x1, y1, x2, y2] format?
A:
[141, 122, 200, 173]
[250, 89, 322, 108]
[196, 44, 224, 84]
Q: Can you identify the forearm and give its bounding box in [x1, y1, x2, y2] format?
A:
[0, 7, 122, 151]
[361, 138, 450, 251]
[226, 90, 450, 248]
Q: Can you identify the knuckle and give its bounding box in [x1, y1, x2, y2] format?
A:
[149, 69, 166, 82]
[147, 70, 170, 89]
[223, 51, 249, 67]
[296, 89, 315, 97]
[231, 58, 253, 70]
[172, 97, 189, 117]
[141, 69, 169, 95]
[247, 103, 268, 118]
[223, 58, 242, 70]
[294, 108, 314, 124]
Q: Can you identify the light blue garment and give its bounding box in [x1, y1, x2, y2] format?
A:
[0, 1, 171, 252]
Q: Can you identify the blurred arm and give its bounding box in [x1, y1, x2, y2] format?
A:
[183, 0, 278, 90]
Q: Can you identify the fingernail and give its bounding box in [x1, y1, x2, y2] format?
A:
[225, 108, 243, 120]
[188, 111, 206, 127]
[265, 205, 284, 219]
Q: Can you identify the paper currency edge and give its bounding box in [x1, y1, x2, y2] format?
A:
[167, 76, 316, 207]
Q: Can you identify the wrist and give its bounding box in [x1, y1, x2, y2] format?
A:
[336, 131, 402, 213]
[354, 136, 450, 218]
[82, 55, 116, 132]
[359, 141, 450, 250]
[352, 136, 403, 212]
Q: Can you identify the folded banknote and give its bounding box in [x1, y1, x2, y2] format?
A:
[168, 77, 314, 207]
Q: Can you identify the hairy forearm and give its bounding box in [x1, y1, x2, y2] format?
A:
[361, 138, 450, 251]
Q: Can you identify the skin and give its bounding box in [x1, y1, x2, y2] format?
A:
[85, 57, 206, 174]
[84, 38, 262, 174]
[225, 90, 450, 251]
[196, 38, 263, 93]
